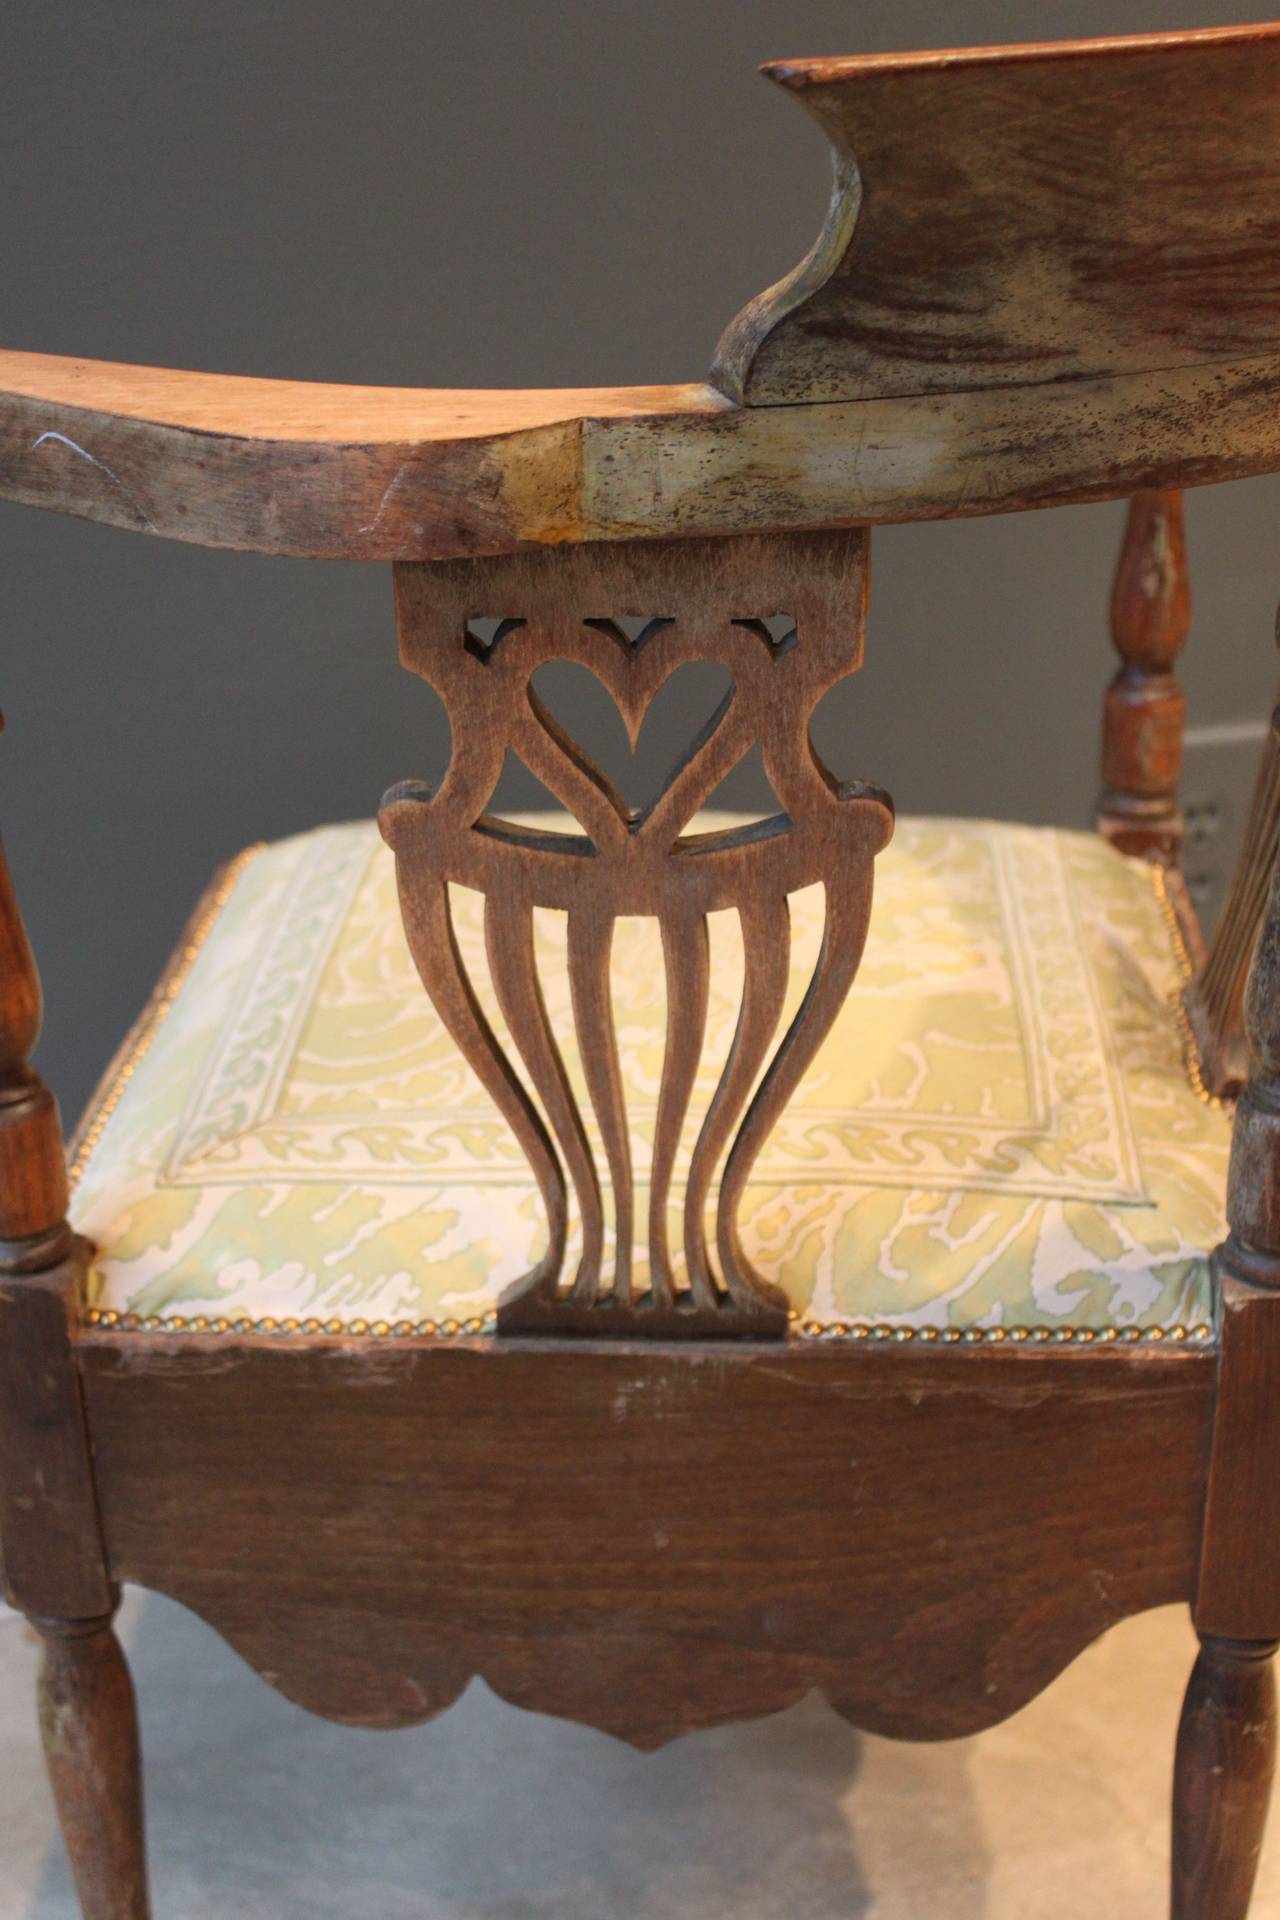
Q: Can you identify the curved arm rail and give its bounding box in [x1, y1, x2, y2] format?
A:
[1, 345, 1279, 563]
[1, 24, 1280, 561]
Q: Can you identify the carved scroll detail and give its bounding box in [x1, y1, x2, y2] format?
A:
[380, 532, 892, 1338]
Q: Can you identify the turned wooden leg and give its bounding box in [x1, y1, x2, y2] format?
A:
[33, 1611, 150, 1920]
[1173, 1634, 1277, 1919]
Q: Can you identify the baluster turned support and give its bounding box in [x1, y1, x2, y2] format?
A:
[1179, 662, 1280, 1918]
[0, 714, 149, 1919]
[1096, 489, 1190, 866]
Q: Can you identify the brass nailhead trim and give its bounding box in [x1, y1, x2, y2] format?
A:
[789, 1317, 1212, 1346]
[82, 1302, 1212, 1346]
[84, 1305, 499, 1338]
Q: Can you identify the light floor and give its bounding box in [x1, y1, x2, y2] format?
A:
[2, 1592, 1278, 1917]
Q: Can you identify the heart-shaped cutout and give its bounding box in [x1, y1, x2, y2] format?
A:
[528, 657, 735, 823]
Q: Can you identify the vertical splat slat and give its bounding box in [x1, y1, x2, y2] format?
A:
[567, 900, 633, 1308]
[484, 896, 604, 1305]
[385, 531, 891, 1338]
[684, 893, 791, 1315]
[649, 908, 710, 1310]
[718, 873, 876, 1302]
[394, 867, 567, 1301]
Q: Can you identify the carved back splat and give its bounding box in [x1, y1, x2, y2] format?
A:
[381, 531, 892, 1338]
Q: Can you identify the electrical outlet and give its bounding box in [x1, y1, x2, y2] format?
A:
[1180, 722, 1270, 935]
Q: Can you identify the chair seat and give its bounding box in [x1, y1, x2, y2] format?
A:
[71, 814, 1226, 1344]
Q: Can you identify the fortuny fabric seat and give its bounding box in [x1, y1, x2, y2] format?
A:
[3, 22, 1280, 1920]
[73, 817, 1226, 1342]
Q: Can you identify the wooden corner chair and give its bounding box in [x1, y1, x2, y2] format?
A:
[3, 20, 1280, 1917]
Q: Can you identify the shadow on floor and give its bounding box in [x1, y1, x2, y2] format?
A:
[15, 1588, 992, 1919]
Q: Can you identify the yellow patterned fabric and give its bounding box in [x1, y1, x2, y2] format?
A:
[73, 816, 1226, 1337]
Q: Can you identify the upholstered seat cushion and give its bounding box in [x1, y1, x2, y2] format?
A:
[72, 815, 1225, 1342]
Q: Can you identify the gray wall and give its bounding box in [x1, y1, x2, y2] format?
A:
[2, 0, 1278, 1120]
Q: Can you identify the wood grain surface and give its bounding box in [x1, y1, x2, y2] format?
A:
[712, 25, 1280, 406]
[384, 532, 891, 1336]
[78, 1334, 1213, 1751]
[2, 344, 1280, 561]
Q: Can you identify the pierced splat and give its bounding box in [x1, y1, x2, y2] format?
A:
[380, 531, 892, 1338]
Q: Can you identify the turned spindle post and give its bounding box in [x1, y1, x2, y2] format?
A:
[1179, 672, 1280, 1918]
[1096, 490, 1190, 865]
[0, 713, 150, 1919]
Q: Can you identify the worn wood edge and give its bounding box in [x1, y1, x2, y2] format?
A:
[2, 349, 1280, 559]
[0, 1253, 113, 1617]
[765, 21, 1280, 85]
[78, 1335, 1212, 1747]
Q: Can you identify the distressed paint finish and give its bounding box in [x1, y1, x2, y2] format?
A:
[711, 26, 1280, 407]
[2, 348, 1280, 560]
